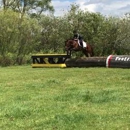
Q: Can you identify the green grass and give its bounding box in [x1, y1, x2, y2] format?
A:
[0, 66, 130, 130]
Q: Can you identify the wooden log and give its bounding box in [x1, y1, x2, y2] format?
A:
[106, 55, 130, 68]
[65, 57, 107, 67]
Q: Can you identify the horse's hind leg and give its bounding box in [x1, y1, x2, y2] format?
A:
[83, 50, 90, 57]
[88, 53, 91, 57]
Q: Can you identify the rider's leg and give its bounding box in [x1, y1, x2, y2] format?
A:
[80, 39, 83, 47]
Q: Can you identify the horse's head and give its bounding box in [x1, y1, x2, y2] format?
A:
[65, 39, 78, 51]
[65, 39, 74, 51]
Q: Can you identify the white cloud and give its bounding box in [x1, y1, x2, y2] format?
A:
[52, 0, 130, 16]
[52, 0, 72, 16]
[75, 0, 97, 12]
[97, 1, 130, 16]
[83, 4, 97, 12]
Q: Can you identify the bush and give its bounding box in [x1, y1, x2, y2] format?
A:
[0, 56, 13, 67]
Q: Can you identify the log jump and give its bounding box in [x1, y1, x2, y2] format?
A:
[65, 55, 130, 68]
[65, 57, 107, 67]
[31, 54, 130, 68]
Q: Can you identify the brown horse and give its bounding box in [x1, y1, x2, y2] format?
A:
[65, 39, 94, 57]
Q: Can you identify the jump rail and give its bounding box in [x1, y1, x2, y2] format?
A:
[31, 54, 71, 68]
[106, 55, 130, 68]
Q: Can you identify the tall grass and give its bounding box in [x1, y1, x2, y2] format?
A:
[0, 66, 130, 130]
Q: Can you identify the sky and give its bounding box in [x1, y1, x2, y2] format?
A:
[51, 0, 130, 17]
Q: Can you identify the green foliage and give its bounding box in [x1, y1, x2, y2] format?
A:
[0, 55, 12, 67]
[0, 4, 130, 66]
[116, 13, 130, 53]
[39, 15, 72, 53]
[0, 10, 40, 65]
[0, 10, 19, 56]
[1, 0, 54, 17]
[38, 4, 130, 56]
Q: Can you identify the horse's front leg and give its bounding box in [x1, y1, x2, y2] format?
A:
[66, 50, 71, 56]
[67, 50, 69, 55]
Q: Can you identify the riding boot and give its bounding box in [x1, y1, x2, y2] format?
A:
[80, 40, 83, 48]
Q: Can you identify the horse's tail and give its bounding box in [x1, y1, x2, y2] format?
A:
[91, 44, 94, 56]
[92, 47, 94, 56]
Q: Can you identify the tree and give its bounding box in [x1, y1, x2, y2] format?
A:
[115, 13, 130, 54]
[39, 15, 70, 53]
[0, 10, 40, 65]
[0, 0, 54, 17]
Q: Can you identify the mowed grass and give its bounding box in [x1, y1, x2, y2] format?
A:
[0, 66, 130, 130]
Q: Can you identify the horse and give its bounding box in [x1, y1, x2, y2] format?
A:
[65, 39, 94, 57]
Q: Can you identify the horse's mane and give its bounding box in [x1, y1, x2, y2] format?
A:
[65, 39, 74, 44]
[66, 39, 78, 43]
[66, 39, 73, 42]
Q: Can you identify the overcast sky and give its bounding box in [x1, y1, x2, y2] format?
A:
[51, 0, 130, 17]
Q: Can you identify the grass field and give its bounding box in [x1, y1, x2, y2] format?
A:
[0, 66, 130, 130]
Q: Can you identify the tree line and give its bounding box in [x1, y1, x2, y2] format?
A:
[0, 1, 130, 66]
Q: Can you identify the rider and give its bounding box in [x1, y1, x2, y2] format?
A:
[73, 30, 83, 47]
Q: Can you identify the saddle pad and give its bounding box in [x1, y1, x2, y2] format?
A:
[83, 41, 87, 48]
